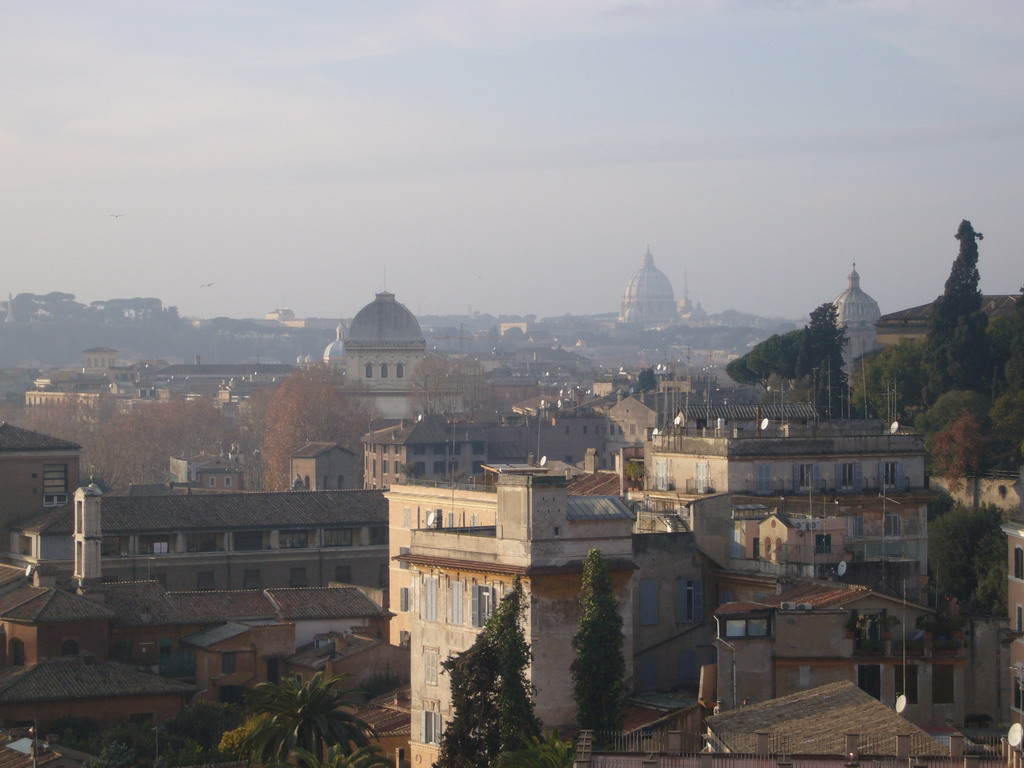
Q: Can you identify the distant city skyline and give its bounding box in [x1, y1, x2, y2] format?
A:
[2, 2, 1021, 321]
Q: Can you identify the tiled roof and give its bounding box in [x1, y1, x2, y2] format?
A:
[566, 496, 633, 521]
[714, 601, 772, 616]
[0, 586, 115, 623]
[360, 685, 412, 736]
[364, 415, 487, 446]
[166, 591, 277, 624]
[0, 565, 26, 591]
[568, 472, 621, 496]
[291, 442, 354, 458]
[182, 622, 251, 648]
[157, 363, 295, 376]
[265, 587, 387, 620]
[761, 582, 872, 609]
[675, 403, 818, 421]
[706, 681, 942, 756]
[878, 295, 1019, 326]
[0, 659, 194, 703]
[289, 635, 382, 668]
[0, 741, 65, 768]
[0, 423, 80, 452]
[26, 489, 387, 535]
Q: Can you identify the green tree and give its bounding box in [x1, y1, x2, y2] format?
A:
[637, 368, 657, 392]
[725, 330, 802, 387]
[929, 503, 1007, 616]
[989, 390, 1024, 470]
[1005, 288, 1024, 390]
[497, 730, 576, 768]
[438, 576, 540, 768]
[914, 390, 990, 455]
[796, 303, 848, 418]
[284, 744, 394, 768]
[924, 220, 990, 402]
[243, 672, 375, 765]
[931, 410, 987, 491]
[571, 549, 625, 733]
[847, 340, 927, 421]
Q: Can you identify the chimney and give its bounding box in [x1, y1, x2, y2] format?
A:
[73, 484, 103, 587]
[584, 448, 598, 474]
[194, 354, 201, 365]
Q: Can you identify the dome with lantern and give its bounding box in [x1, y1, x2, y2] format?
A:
[323, 321, 347, 368]
[619, 247, 677, 325]
[832, 263, 880, 363]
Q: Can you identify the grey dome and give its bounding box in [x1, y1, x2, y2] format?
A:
[346, 292, 424, 347]
[323, 321, 347, 362]
[833, 265, 880, 326]
[619, 247, 676, 323]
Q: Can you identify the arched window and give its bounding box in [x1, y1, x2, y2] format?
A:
[365, 364, 373, 379]
[10, 638, 24, 666]
[60, 639, 80, 657]
[396, 364, 404, 378]
[775, 537, 784, 559]
[764, 538, 772, 557]
[380, 363, 389, 379]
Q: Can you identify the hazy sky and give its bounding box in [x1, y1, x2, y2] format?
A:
[2, 1, 1022, 322]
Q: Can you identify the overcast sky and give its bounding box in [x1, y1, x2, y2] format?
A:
[2, 1, 1022, 322]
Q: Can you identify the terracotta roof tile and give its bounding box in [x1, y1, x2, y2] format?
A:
[761, 582, 872, 609]
[265, 587, 387, 620]
[568, 472, 621, 496]
[27, 489, 386, 535]
[706, 681, 942, 756]
[0, 424, 80, 452]
[0, 586, 114, 623]
[0, 659, 194, 703]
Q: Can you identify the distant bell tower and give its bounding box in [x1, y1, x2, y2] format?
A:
[73, 484, 103, 585]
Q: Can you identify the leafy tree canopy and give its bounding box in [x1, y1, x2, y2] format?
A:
[848, 340, 927, 422]
[929, 503, 1007, 616]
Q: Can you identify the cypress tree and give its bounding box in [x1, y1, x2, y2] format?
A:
[924, 220, 990, 402]
[571, 549, 625, 733]
[796, 303, 848, 418]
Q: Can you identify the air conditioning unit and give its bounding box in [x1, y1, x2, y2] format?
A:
[798, 603, 814, 610]
[780, 601, 797, 610]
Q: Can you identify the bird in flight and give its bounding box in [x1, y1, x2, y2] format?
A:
[200, 282, 215, 288]
[108, 214, 124, 218]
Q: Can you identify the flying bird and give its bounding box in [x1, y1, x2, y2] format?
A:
[200, 282, 215, 288]
[108, 214, 124, 218]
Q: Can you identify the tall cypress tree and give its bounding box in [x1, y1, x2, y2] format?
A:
[1004, 287, 1024, 391]
[438, 576, 540, 768]
[924, 220, 990, 402]
[571, 549, 625, 733]
[796, 303, 848, 418]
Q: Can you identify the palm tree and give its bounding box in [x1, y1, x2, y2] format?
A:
[496, 730, 576, 768]
[243, 671, 376, 765]
[282, 744, 394, 768]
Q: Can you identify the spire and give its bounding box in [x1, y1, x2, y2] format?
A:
[848, 262, 860, 290]
[643, 246, 654, 267]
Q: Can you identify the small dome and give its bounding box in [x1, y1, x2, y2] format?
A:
[346, 292, 424, 347]
[833, 264, 880, 326]
[619, 247, 677, 323]
[323, 321, 347, 363]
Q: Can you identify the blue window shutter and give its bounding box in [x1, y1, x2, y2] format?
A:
[675, 579, 685, 623]
[792, 464, 800, 491]
[693, 580, 704, 622]
[834, 463, 842, 491]
[678, 649, 697, 686]
[471, 585, 480, 627]
[853, 462, 863, 491]
[877, 461, 885, 490]
[640, 579, 659, 625]
[812, 463, 821, 490]
[896, 461, 906, 490]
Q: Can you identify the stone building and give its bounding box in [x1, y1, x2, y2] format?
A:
[345, 292, 426, 419]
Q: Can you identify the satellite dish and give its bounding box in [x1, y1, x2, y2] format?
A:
[652, 428, 660, 436]
[760, 417, 769, 431]
[889, 420, 900, 435]
[539, 456, 547, 467]
[674, 414, 682, 426]
[426, 510, 438, 528]
[417, 413, 423, 421]
[837, 560, 848, 577]
[1009, 723, 1022, 748]
[24, 564, 34, 579]
[895, 694, 907, 713]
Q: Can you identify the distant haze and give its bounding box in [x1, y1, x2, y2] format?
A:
[2, 1, 1022, 321]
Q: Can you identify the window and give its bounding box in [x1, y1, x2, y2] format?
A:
[400, 587, 410, 612]
[676, 579, 704, 623]
[424, 648, 438, 686]
[9, 639, 24, 666]
[815, 534, 832, 554]
[472, 585, 494, 627]
[280, 530, 309, 549]
[60, 639, 80, 656]
[234, 531, 263, 551]
[225, 476, 232, 487]
[884, 514, 902, 537]
[755, 464, 771, 495]
[186, 532, 220, 552]
[639, 579, 659, 625]
[795, 463, 816, 491]
[433, 460, 445, 474]
[403, 507, 411, 527]
[396, 364, 404, 378]
[848, 516, 864, 538]
[43, 464, 68, 506]
[221, 651, 238, 675]
[336, 474, 344, 487]
[695, 461, 710, 494]
[724, 617, 769, 638]
[129, 713, 154, 725]
[933, 664, 955, 704]
[365, 364, 373, 378]
[450, 581, 464, 624]
[414, 461, 425, 476]
[243, 569, 261, 589]
[324, 528, 354, 547]
[102, 535, 129, 556]
[1015, 547, 1023, 579]
[423, 709, 442, 744]
[382, 460, 389, 475]
[289, 567, 308, 587]
[857, 664, 881, 699]
[1017, 605, 1022, 633]
[197, 571, 215, 591]
[369, 526, 387, 545]
[139, 536, 170, 555]
[881, 460, 903, 490]
[839, 462, 858, 491]
[424, 576, 438, 621]
[897, 664, 919, 705]
[209, 477, 216, 487]
[334, 565, 352, 583]
[447, 512, 454, 528]
[413, 444, 426, 455]
[752, 537, 760, 559]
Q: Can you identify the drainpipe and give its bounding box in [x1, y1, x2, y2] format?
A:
[714, 615, 737, 710]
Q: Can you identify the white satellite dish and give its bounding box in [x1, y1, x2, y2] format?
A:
[652, 428, 660, 436]
[1009, 723, 1022, 748]
[895, 694, 907, 713]
[426, 510, 439, 528]
[760, 417, 769, 431]
[837, 560, 848, 577]
[889, 420, 900, 435]
[24, 564, 34, 579]
[673, 414, 682, 426]
[539, 456, 547, 467]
